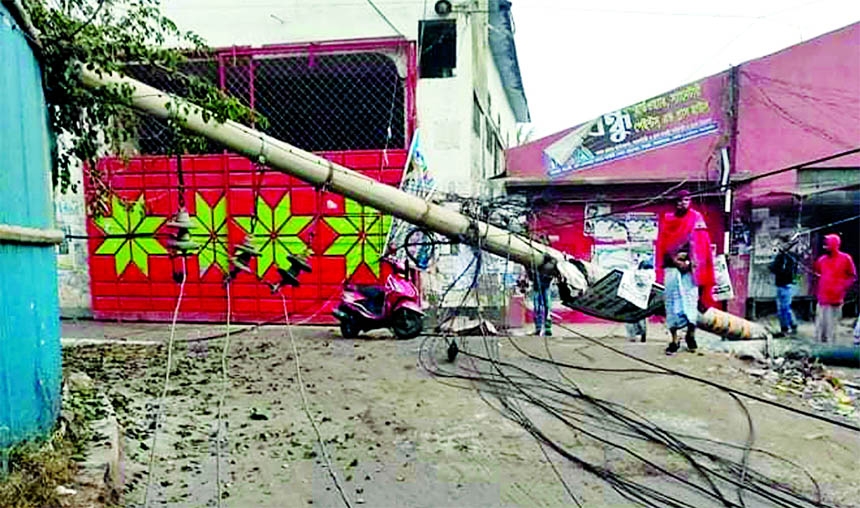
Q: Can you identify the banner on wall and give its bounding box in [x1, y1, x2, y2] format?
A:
[544, 79, 720, 178]
[712, 254, 735, 301]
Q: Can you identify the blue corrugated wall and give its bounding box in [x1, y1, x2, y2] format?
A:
[0, 4, 62, 448]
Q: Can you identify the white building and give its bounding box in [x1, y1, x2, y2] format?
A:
[163, 0, 530, 193]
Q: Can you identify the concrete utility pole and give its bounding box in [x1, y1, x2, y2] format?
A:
[79, 64, 769, 339]
[79, 66, 595, 290]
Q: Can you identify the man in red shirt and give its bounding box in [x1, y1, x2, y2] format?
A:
[813, 233, 857, 344]
[655, 190, 716, 355]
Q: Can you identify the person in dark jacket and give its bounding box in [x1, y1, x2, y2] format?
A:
[769, 234, 799, 336]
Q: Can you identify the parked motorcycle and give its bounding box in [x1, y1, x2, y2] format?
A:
[332, 260, 424, 339]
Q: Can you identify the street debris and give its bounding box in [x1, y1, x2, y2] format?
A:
[747, 356, 859, 422]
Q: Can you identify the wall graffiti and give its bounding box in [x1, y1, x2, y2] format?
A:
[86, 151, 405, 323]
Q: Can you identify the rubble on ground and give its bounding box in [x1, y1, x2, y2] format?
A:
[746, 356, 859, 422]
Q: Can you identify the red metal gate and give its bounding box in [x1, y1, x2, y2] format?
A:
[87, 150, 407, 323]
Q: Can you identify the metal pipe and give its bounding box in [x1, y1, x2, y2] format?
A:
[0, 224, 64, 245]
[78, 65, 594, 292]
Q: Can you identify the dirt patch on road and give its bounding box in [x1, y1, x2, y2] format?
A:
[63, 326, 860, 507]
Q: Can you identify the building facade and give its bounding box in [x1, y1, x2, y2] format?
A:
[57, 0, 530, 321]
[505, 23, 859, 323]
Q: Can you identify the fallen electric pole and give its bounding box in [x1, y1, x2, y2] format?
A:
[79, 64, 769, 340]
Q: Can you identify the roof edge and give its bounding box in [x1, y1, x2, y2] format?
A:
[488, 0, 530, 122]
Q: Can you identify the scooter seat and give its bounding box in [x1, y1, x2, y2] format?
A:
[349, 284, 385, 300]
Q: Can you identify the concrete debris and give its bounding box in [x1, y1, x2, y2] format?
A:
[747, 357, 858, 422]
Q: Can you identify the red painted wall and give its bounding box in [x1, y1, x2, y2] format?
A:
[530, 194, 725, 324]
[87, 150, 406, 323]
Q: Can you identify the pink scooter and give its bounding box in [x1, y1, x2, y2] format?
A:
[333, 260, 424, 339]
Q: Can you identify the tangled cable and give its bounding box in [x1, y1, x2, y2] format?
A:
[416, 243, 837, 507]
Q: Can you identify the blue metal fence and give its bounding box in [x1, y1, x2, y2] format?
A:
[0, 4, 62, 449]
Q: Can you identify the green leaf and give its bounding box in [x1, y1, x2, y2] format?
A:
[190, 216, 209, 237]
[199, 246, 215, 273]
[325, 217, 358, 235]
[256, 197, 274, 232]
[96, 238, 126, 255]
[212, 195, 227, 228]
[281, 216, 312, 235]
[282, 237, 309, 255]
[273, 194, 292, 230]
[137, 237, 167, 255]
[364, 244, 382, 277]
[367, 233, 388, 251]
[128, 197, 146, 230]
[257, 243, 275, 277]
[136, 216, 165, 235]
[111, 195, 129, 230]
[380, 215, 393, 234]
[195, 193, 213, 226]
[324, 236, 356, 256]
[345, 246, 363, 278]
[234, 216, 253, 235]
[274, 242, 291, 270]
[130, 240, 149, 275]
[345, 198, 363, 216]
[115, 243, 132, 276]
[214, 246, 230, 273]
[94, 216, 124, 236]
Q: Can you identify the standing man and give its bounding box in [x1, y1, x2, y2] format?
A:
[769, 234, 799, 337]
[625, 259, 654, 342]
[531, 268, 554, 337]
[813, 233, 856, 343]
[655, 190, 716, 355]
[530, 234, 554, 337]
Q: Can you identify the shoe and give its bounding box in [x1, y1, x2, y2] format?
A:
[773, 331, 786, 338]
[640, 335, 646, 343]
[665, 342, 680, 355]
[685, 336, 698, 352]
[790, 327, 798, 335]
[545, 330, 552, 337]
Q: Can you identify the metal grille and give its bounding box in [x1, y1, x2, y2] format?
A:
[124, 59, 221, 155]
[126, 42, 410, 154]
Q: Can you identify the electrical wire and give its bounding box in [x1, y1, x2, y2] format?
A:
[280, 293, 353, 508]
[554, 322, 860, 433]
[143, 256, 187, 508]
[421, 334, 830, 507]
[416, 225, 837, 507]
[364, 0, 405, 37]
[215, 280, 232, 507]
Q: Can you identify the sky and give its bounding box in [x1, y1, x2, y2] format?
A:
[159, 0, 860, 140]
[512, 0, 860, 137]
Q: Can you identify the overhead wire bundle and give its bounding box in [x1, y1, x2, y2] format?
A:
[417, 235, 841, 508]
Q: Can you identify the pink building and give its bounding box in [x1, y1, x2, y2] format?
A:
[504, 23, 860, 323]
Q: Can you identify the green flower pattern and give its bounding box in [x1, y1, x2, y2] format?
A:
[234, 195, 313, 277]
[323, 199, 392, 277]
[190, 193, 229, 276]
[94, 195, 167, 276]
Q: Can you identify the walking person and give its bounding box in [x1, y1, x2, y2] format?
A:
[655, 190, 716, 355]
[625, 259, 654, 342]
[813, 233, 856, 344]
[769, 234, 798, 337]
[531, 269, 553, 337]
